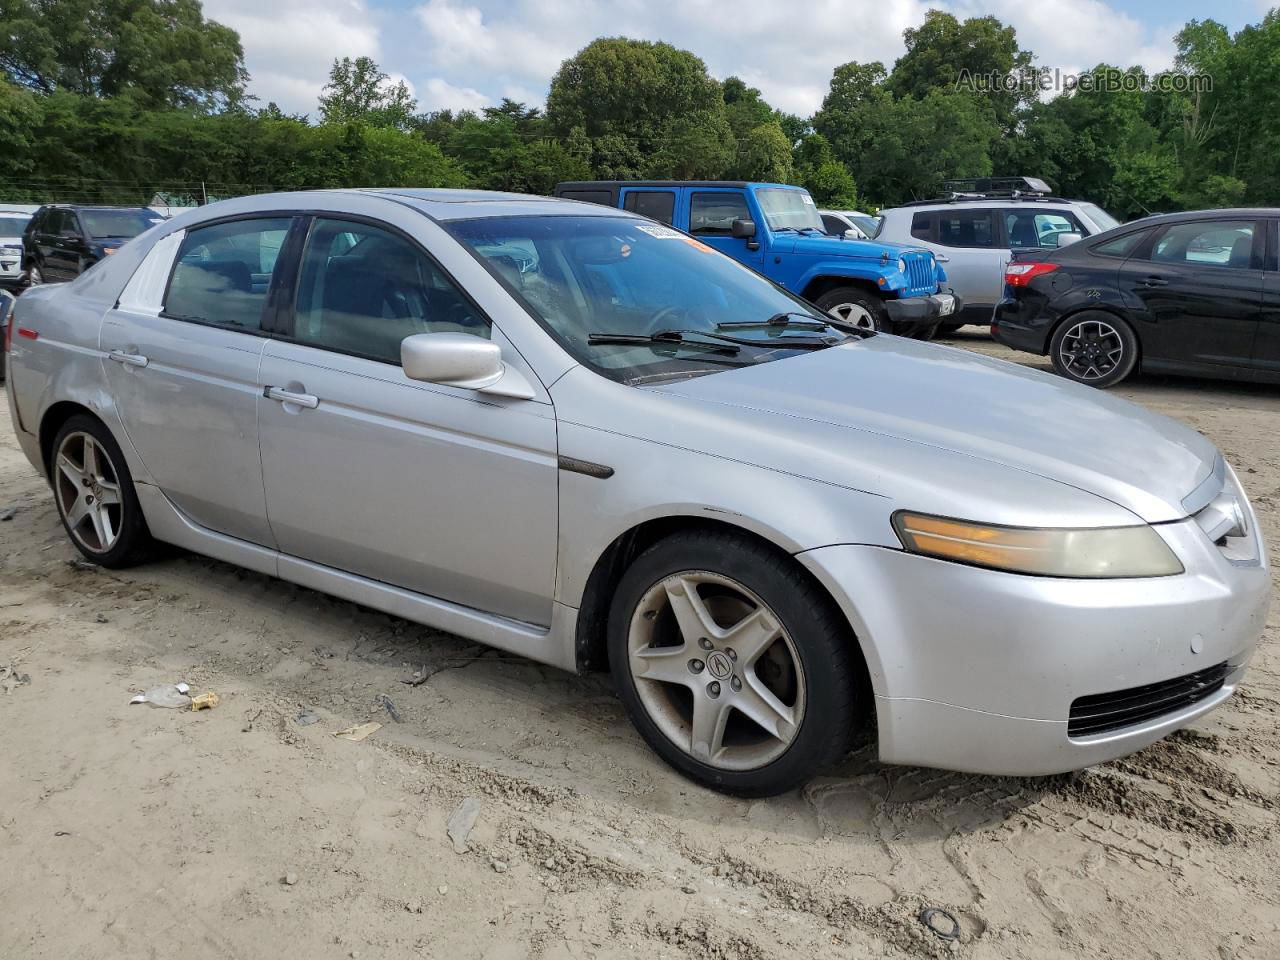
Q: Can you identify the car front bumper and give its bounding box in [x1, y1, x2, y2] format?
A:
[0, 256, 24, 289]
[884, 290, 962, 336]
[797, 512, 1269, 776]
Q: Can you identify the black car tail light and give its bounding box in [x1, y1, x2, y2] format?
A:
[1005, 262, 1059, 287]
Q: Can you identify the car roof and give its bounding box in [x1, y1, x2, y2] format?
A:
[887, 198, 1089, 212]
[1120, 208, 1280, 225]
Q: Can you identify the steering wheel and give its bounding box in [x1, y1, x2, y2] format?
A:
[645, 304, 688, 334]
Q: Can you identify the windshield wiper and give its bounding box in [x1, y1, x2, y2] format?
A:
[717, 312, 875, 339]
[588, 330, 740, 354]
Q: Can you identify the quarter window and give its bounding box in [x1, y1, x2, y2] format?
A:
[165, 217, 293, 331]
[623, 191, 676, 225]
[292, 218, 489, 364]
[936, 211, 995, 248]
[1151, 220, 1256, 269]
[1092, 229, 1150, 258]
[690, 192, 750, 236]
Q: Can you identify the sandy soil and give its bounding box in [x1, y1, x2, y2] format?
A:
[1, 335, 1277, 960]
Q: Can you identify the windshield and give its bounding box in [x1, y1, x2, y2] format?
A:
[80, 208, 164, 239]
[756, 189, 824, 232]
[446, 215, 848, 384]
[1079, 202, 1120, 232]
[0, 215, 29, 236]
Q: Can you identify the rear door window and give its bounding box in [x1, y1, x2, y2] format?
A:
[910, 213, 934, 241]
[1151, 220, 1257, 269]
[1005, 210, 1085, 249]
[936, 211, 995, 248]
[623, 191, 676, 225]
[165, 217, 294, 331]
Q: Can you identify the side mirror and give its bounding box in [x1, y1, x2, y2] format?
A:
[843, 228, 866, 240]
[730, 219, 756, 240]
[400, 332, 535, 400]
[1055, 232, 1083, 248]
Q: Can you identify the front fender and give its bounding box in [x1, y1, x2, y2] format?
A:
[795, 261, 901, 299]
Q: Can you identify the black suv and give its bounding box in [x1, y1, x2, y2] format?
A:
[23, 205, 164, 285]
[994, 209, 1280, 387]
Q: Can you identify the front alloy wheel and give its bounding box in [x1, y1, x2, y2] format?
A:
[609, 531, 863, 796]
[628, 571, 806, 770]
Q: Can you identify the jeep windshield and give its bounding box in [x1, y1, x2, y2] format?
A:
[756, 189, 825, 233]
[447, 215, 852, 384]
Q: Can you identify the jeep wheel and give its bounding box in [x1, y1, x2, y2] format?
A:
[815, 286, 888, 333]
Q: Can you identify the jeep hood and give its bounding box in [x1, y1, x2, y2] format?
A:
[651, 336, 1218, 524]
[776, 233, 932, 262]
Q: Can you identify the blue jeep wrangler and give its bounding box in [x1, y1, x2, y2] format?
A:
[552, 181, 959, 335]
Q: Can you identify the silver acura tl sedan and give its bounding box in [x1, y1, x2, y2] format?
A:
[3, 189, 1269, 795]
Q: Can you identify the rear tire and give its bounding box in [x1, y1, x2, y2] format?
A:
[1049, 311, 1138, 388]
[608, 530, 862, 796]
[815, 286, 888, 333]
[50, 415, 154, 567]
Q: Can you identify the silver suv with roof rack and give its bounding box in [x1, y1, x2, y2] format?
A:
[876, 177, 1120, 331]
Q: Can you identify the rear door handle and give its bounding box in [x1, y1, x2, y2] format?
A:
[265, 386, 319, 409]
[1142, 276, 1169, 287]
[107, 349, 148, 368]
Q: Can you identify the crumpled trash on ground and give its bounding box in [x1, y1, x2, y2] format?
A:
[130, 682, 191, 708]
[333, 721, 381, 742]
[1, 663, 31, 694]
[447, 797, 482, 854]
[190, 691, 219, 711]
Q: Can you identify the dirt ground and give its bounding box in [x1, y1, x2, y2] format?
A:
[1, 332, 1277, 960]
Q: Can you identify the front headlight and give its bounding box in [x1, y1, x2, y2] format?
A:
[897, 256, 908, 274]
[893, 512, 1183, 578]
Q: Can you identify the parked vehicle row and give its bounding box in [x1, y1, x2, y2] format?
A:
[0, 210, 33, 291]
[5, 188, 1266, 796]
[553, 180, 958, 337]
[875, 177, 1120, 331]
[22, 204, 166, 285]
[995, 208, 1280, 386]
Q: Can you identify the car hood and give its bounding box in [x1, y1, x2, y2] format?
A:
[780, 233, 932, 262]
[650, 336, 1218, 524]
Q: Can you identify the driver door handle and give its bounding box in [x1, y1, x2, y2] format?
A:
[1142, 276, 1169, 287]
[265, 386, 319, 409]
[107, 349, 149, 368]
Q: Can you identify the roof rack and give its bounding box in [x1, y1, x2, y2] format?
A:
[897, 176, 1071, 207]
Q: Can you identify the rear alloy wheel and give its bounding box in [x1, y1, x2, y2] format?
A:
[815, 286, 888, 333]
[27, 263, 43, 286]
[51, 415, 153, 567]
[609, 531, 861, 796]
[1050, 312, 1138, 388]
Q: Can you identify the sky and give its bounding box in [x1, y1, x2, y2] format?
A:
[200, 0, 1274, 118]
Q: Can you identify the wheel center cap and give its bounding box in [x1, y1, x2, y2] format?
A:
[706, 651, 733, 680]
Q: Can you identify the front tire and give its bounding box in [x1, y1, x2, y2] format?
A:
[50, 415, 153, 567]
[608, 530, 862, 796]
[815, 286, 889, 333]
[1049, 311, 1138, 388]
[26, 261, 43, 287]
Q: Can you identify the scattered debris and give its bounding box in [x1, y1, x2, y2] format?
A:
[333, 722, 381, 742]
[1, 664, 31, 694]
[54, 831, 70, 837]
[282, 872, 298, 886]
[447, 797, 482, 854]
[94, 613, 108, 623]
[65, 558, 98, 572]
[405, 899, 424, 914]
[242, 707, 264, 732]
[379, 694, 402, 723]
[130, 682, 191, 708]
[295, 711, 321, 726]
[437, 885, 448, 896]
[918, 907, 961, 941]
[0, 506, 17, 521]
[491, 859, 508, 874]
[190, 691, 220, 711]
[681, 885, 696, 895]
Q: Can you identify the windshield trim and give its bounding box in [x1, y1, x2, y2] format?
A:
[443, 213, 843, 386]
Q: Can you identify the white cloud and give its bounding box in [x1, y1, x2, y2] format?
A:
[212, 0, 1191, 119]
[203, 0, 381, 115]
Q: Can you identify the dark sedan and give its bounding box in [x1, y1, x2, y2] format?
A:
[993, 209, 1279, 387]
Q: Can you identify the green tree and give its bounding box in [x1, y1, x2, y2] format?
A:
[730, 121, 793, 182]
[0, 0, 245, 109]
[318, 56, 417, 130]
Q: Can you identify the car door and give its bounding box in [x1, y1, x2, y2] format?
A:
[37, 211, 70, 280]
[99, 215, 298, 546]
[688, 189, 763, 266]
[620, 187, 677, 225]
[911, 208, 999, 315]
[1255, 217, 1280, 380]
[1120, 217, 1263, 373]
[256, 215, 559, 627]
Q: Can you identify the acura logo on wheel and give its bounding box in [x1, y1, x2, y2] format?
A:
[706, 651, 733, 680]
